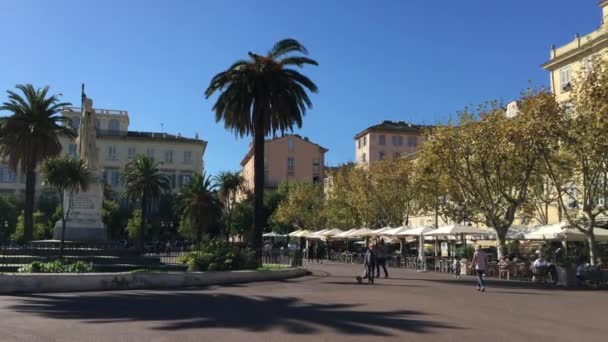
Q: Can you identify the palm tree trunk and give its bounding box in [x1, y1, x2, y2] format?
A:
[252, 109, 265, 266]
[139, 195, 147, 253]
[587, 233, 597, 266]
[24, 166, 36, 243]
[59, 190, 66, 258]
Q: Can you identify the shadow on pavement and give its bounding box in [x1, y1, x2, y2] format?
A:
[8, 291, 460, 336]
[322, 281, 426, 288]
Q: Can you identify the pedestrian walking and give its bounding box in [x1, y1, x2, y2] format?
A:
[356, 243, 377, 284]
[307, 242, 314, 263]
[314, 242, 322, 264]
[470, 246, 489, 292]
[452, 255, 461, 279]
[376, 239, 389, 278]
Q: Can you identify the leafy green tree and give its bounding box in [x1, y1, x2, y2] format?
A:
[271, 182, 325, 231]
[421, 91, 559, 258]
[41, 155, 92, 255]
[532, 58, 608, 265]
[102, 200, 125, 240]
[11, 211, 46, 244]
[0, 195, 19, 241]
[0, 84, 74, 242]
[205, 39, 318, 264]
[126, 209, 150, 241]
[215, 171, 244, 239]
[228, 197, 254, 240]
[177, 173, 222, 242]
[122, 155, 170, 252]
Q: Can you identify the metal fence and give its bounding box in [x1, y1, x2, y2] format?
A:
[263, 248, 303, 267]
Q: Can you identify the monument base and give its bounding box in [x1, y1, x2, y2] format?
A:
[53, 221, 106, 241]
[53, 180, 107, 242]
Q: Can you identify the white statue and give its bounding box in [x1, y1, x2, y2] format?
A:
[76, 85, 98, 170]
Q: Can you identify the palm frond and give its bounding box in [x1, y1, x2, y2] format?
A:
[268, 39, 308, 59]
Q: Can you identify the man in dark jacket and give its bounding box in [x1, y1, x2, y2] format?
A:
[376, 239, 389, 278]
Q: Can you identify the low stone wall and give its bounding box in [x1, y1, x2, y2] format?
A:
[0, 268, 308, 294]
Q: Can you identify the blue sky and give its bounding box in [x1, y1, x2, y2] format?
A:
[0, 0, 600, 175]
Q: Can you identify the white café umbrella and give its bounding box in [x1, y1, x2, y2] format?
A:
[371, 226, 394, 236]
[263, 232, 285, 238]
[288, 230, 303, 237]
[383, 226, 408, 236]
[424, 224, 490, 237]
[346, 228, 377, 238]
[396, 226, 435, 236]
[323, 228, 344, 237]
[524, 222, 608, 241]
[334, 228, 357, 239]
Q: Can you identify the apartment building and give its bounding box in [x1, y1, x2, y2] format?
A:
[354, 120, 431, 165]
[542, 1, 608, 112]
[0, 106, 207, 198]
[240, 134, 328, 193]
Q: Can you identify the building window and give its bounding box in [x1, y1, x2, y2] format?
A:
[393, 152, 401, 159]
[357, 139, 361, 149]
[379, 135, 386, 146]
[312, 158, 320, 172]
[313, 176, 320, 184]
[179, 174, 192, 188]
[363, 136, 366, 146]
[165, 150, 173, 164]
[147, 148, 155, 160]
[0, 167, 16, 183]
[362, 153, 366, 163]
[166, 174, 176, 189]
[68, 144, 78, 158]
[288, 157, 295, 171]
[107, 145, 117, 161]
[108, 119, 120, 133]
[379, 151, 385, 160]
[288, 137, 294, 151]
[110, 170, 120, 187]
[392, 135, 403, 146]
[560, 66, 571, 92]
[128, 147, 136, 159]
[407, 136, 418, 147]
[183, 151, 192, 164]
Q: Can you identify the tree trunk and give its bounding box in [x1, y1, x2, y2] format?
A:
[252, 110, 265, 266]
[23, 167, 36, 243]
[60, 217, 66, 258]
[495, 228, 507, 259]
[139, 195, 147, 254]
[587, 233, 598, 266]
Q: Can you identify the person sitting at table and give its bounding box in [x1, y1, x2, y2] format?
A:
[498, 256, 511, 268]
[531, 254, 547, 281]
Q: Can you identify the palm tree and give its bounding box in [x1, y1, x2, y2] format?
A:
[215, 171, 244, 239]
[0, 84, 74, 242]
[177, 173, 222, 243]
[122, 155, 170, 252]
[41, 155, 92, 256]
[205, 39, 318, 262]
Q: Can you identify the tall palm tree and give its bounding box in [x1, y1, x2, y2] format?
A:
[205, 39, 318, 262]
[177, 172, 222, 243]
[215, 171, 244, 239]
[41, 155, 92, 256]
[0, 84, 74, 242]
[122, 155, 170, 252]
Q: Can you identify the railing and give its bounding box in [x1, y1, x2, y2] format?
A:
[66, 107, 128, 116]
[262, 248, 303, 267]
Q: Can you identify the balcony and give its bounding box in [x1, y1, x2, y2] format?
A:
[65, 107, 128, 116]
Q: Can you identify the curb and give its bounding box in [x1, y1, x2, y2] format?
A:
[0, 268, 309, 294]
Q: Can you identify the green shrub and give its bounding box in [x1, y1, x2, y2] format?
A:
[18, 259, 93, 273]
[183, 240, 256, 272]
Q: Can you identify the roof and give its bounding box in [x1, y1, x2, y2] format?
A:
[354, 120, 434, 140]
[98, 130, 206, 145]
[240, 134, 328, 166]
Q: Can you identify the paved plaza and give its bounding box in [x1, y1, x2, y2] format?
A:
[0, 262, 606, 341]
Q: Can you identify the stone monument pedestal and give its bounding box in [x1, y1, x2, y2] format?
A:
[53, 180, 106, 241]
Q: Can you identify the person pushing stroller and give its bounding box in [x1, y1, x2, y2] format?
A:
[356, 242, 377, 284]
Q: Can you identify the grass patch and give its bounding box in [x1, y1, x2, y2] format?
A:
[258, 264, 286, 271]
